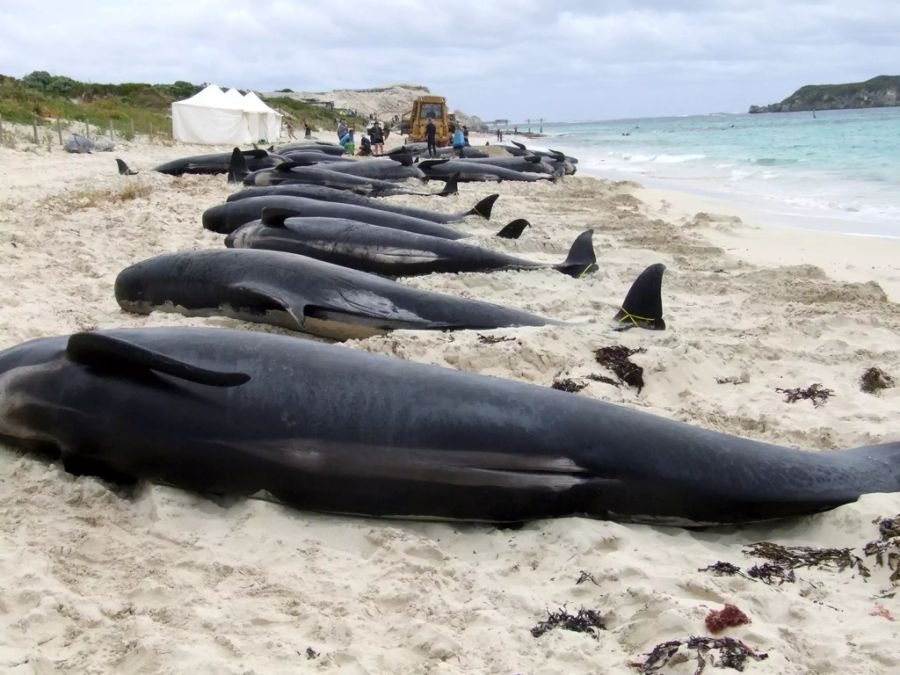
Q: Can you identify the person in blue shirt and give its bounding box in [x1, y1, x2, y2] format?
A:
[337, 119, 348, 140]
[452, 126, 466, 157]
[339, 127, 355, 155]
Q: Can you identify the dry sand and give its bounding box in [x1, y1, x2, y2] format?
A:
[0, 128, 898, 674]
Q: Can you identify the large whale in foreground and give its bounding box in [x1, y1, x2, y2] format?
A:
[1, 327, 897, 525]
[114, 250, 663, 339]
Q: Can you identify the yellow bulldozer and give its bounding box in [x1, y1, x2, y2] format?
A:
[402, 95, 451, 146]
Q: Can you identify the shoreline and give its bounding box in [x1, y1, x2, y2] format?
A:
[0, 132, 898, 673]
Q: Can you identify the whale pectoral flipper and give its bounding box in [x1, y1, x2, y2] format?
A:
[227, 282, 306, 329]
[260, 207, 296, 227]
[66, 332, 251, 387]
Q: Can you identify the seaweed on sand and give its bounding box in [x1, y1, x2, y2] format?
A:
[863, 515, 900, 586]
[698, 561, 743, 578]
[743, 542, 869, 579]
[745, 563, 796, 586]
[530, 606, 606, 639]
[698, 560, 795, 585]
[477, 334, 517, 344]
[552, 378, 589, 393]
[631, 636, 768, 673]
[775, 383, 833, 407]
[860, 367, 894, 394]
[705, 604, 751, 634]
[594, 345, 647, 392]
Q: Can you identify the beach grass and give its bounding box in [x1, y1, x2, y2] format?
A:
[38, 182, 154, 214]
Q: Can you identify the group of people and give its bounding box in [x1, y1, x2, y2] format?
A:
[336, 117, 390, 156]
[285, 119, 312, 139]
[424, 118, 469, 158]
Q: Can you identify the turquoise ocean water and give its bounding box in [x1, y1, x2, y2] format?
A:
[531, 107, 900, 237]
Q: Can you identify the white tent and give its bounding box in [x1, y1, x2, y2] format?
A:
[242, 91, 283, 143]
[171, 85, 251, 145]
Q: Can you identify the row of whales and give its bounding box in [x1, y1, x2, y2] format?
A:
[2, 141, 897, 527]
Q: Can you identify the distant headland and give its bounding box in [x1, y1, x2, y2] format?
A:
[749, 75, 900, 113]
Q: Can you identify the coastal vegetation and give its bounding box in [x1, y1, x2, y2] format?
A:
[0, 71, 366, 138]
[749, 75, 900, 113]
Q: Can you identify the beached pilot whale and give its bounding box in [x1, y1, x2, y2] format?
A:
[227, 184, 499, 224]
[114, 249, 661, 340]
[1, 327, 897, 525]
[203, 196, 528, 240]
[225, 212, 598, 278]
[153, 148, 284, 177]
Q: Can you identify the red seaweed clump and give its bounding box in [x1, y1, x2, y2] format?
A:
[705, 604, 750, 634]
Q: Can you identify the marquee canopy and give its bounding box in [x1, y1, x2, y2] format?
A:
[172, 85, 283, 145]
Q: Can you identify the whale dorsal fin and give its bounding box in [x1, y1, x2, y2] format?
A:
[469, 193, 499, 218]
[555, 230, 597, 278]
[496, 219, 530, 239]
[611, 263, 666, 330]
[66, 332, 250, 387]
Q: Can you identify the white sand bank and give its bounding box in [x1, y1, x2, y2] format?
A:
[0, 133, 897, 674]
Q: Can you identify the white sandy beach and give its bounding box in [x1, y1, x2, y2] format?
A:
[0, 127, 898, 674]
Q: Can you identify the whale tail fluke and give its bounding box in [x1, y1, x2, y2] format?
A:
[612, 263, 666, 330]
[554, 230, 597, 278]
[496, 219, 530, 239]
[227, 147, 249, 184]
[438, 173, 459, 197]
[116, 159, 138, 176]
[469, 193, 499, 219]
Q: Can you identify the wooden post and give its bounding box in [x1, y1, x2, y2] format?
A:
[149, 123, 154, 141]
[108, 119, 114, 139]
[57, 118, 63, 145]
[33, 116, 39, 144]
[84, 121, 89, 139]
[130, 118, 135, 139]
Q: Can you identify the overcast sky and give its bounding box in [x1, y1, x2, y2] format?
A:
[2, 0, 898, 122]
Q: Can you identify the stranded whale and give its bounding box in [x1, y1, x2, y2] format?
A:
[0, 327, 896, 525]
[114, 249, 661, 340]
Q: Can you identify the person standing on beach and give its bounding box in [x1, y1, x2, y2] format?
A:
[285, 119, 297, 139]
[369, 122, 384, 155]
[425, 117, 437, 157]
[337, 118, 347, 140]
[339, 127, 355, 155]
[303, 120, 312, 138]
[452, 126, 466, 157]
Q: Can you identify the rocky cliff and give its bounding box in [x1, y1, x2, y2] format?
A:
[749, 75, 900, 113]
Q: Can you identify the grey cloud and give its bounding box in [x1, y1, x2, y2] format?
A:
[1, 0, 898, 120]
